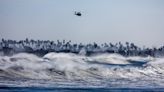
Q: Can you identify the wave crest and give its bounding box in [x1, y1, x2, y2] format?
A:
[0, 52, 164, 87]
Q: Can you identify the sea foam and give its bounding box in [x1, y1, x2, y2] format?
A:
[0, 52, 164, 87]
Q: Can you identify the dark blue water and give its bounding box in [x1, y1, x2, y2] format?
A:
[0, 87, 164, 92]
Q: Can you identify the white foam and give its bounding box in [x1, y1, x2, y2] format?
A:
[90, 54, 130, 64]
[0, 52, 164, 87]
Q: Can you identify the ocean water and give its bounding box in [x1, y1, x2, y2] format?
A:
[1, 87, 164, 92]
[0, 52, 164, 91]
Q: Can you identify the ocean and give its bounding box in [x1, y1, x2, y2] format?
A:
[1, 87, 164, 92]
[0, 52, 164, 91]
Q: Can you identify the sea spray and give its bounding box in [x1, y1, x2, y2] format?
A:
[0, 52, 164, 87]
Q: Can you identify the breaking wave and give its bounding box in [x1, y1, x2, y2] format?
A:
[0, 52, 164, 88]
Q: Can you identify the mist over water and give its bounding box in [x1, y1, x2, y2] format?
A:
[0, 52, 164, 88]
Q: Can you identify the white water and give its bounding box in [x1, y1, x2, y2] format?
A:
[0, 52, 164, 88]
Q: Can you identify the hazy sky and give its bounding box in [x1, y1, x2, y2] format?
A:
[0, 0, 164, 47]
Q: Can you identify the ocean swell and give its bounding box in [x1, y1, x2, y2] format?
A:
[0, 52, 164, 87]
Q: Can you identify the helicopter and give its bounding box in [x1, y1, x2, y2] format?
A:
[74, 11, 82, 16]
